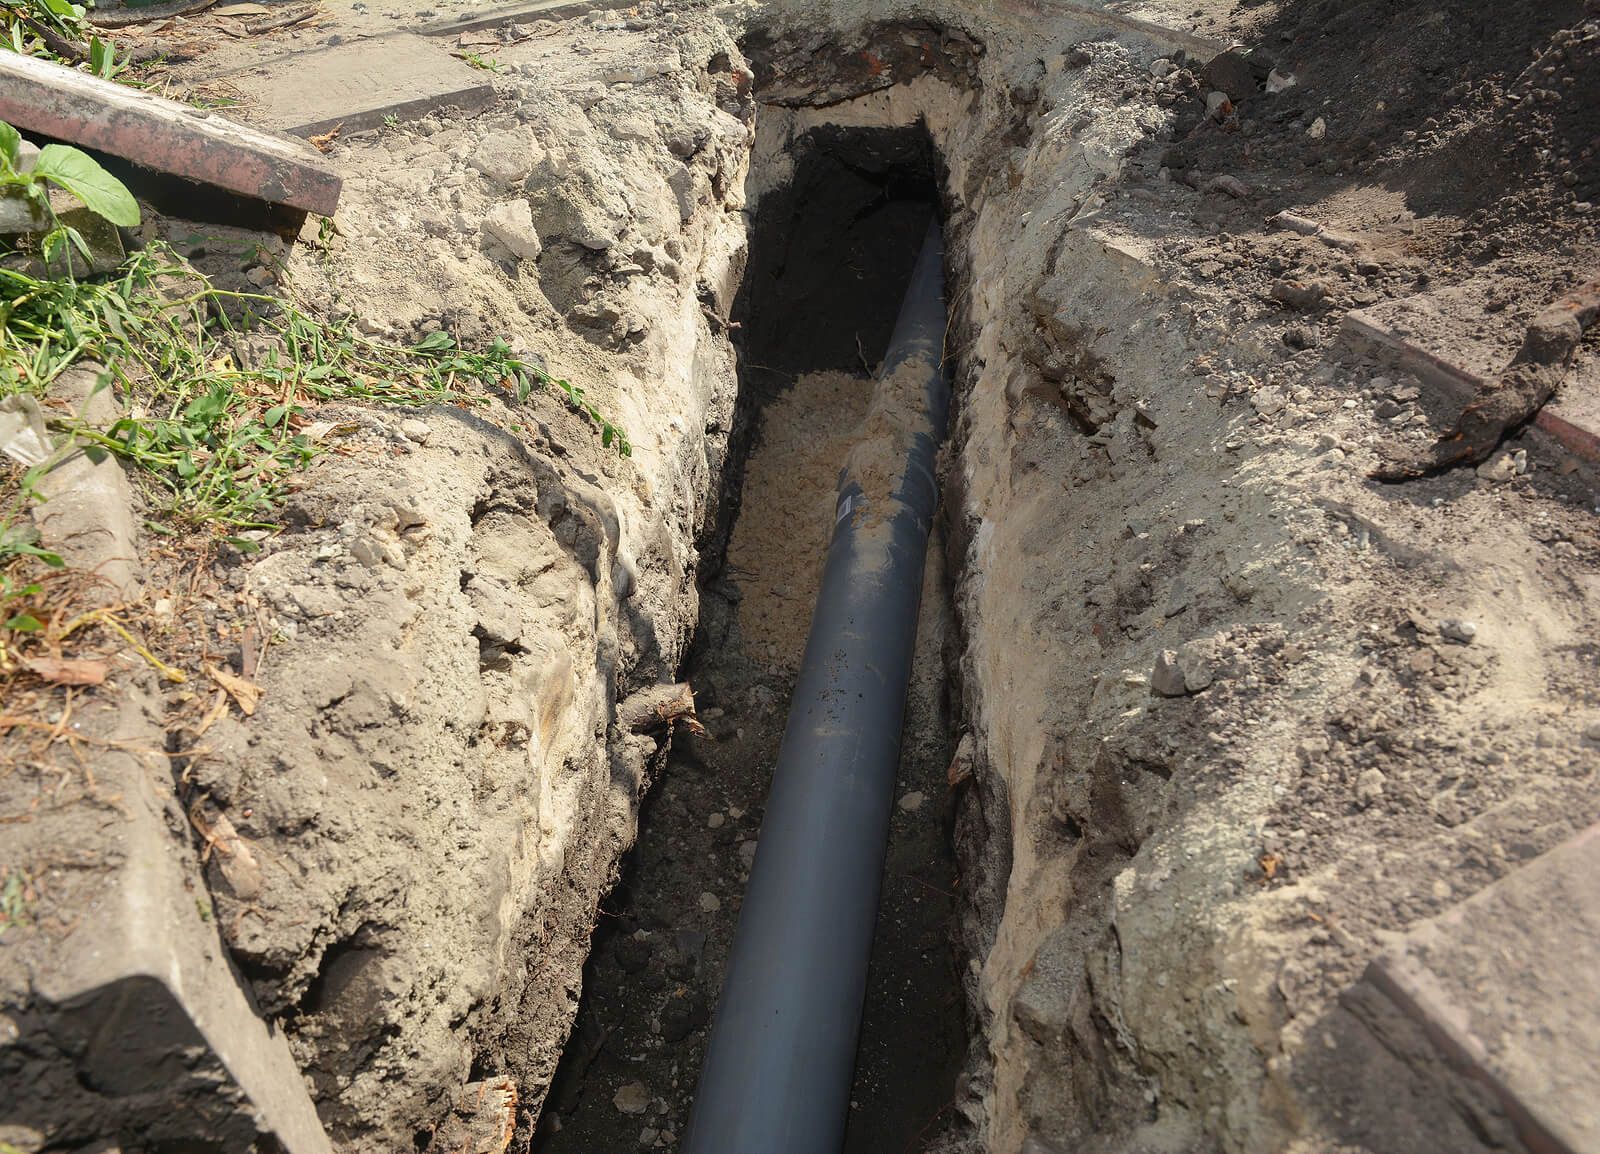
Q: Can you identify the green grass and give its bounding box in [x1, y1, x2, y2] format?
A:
[0, 244, 631, 538]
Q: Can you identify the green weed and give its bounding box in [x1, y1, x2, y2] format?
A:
[2, 0, 117, 73]
[0, 247, 631, 535]
[0, 121, 141, 276]
[0, 869, 31, 935]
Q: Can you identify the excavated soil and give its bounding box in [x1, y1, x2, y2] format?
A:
[535, 368, 964, 1153]
[536, 124, 964, 1149]
[3, 1, 1598, 1153]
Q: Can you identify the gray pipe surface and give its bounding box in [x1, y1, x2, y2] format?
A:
[682, 220, 951, 1154]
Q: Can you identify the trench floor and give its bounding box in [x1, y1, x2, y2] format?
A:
[536, 368, 966, 1152]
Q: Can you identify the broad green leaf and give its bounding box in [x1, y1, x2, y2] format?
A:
[34, 144, 140, 227]
[5, 613, 43, 632]
[90, 36, 118, 80]
[412, 331, 455, 353]
[0, 122, 20, 171]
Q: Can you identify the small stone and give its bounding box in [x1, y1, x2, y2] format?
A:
[1270, 278, 1328, 310]
[1252, 386, 1287, 417]
[0, 187, 49, 233]
[1152, 646, 1214, 696]
[1282, 325, 1314, 350]
[1583, 721, 1600, 744]
[706, 812, 725, 828]
[639, 1129, 659, 1146]
[399, 418, 432, 444]
[1149, 58, 1176, 78]
[1355, 768, 1386, 803]
[1512, 449, 1529, 475]
[698, 891, 721, 913]
[1207, 173, 1250, 198]
[659, 992, 709, 1041]
[482, 198, 543, 261]
[1152, 651, 1187, 697]
[1438, 619, 1478, 644]
[1265, 67, 1297, 93]
[1205, 90, 1233, 121]
[1475, 452, 1518, 482]
[614, 1082, 651, 1115]
[1200, 49, 1257, 101]
[614, 936, 652, 974]
[739, 839, 758, 867]
[1409, 649, 1436, 674]
[897, 791, 925, 812]
[1306, 116, 1327, 140]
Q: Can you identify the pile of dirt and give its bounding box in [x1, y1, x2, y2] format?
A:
[6, 1, 1599, 1152]
[734, 5, 1598, 1153]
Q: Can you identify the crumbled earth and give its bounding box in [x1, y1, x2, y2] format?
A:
[536, 370, 963, 1153]
[3, 0, 1598, 1152]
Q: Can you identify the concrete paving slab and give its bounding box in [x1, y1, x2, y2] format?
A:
[1342, 286, 1600, 463]
[221, 33, 498, 138]
[0, 377, 331, 1153]
[1365, 823, 1600, 1154]
[0, 51, 341, 215]
[4, 687, 334, 1154]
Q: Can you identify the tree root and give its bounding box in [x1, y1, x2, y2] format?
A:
[1372, 279, 1600, 481]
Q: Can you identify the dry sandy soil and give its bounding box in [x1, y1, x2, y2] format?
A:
[2, 0, 1597, 1152]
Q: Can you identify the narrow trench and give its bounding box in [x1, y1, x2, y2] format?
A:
[535, 125, 967, 1152]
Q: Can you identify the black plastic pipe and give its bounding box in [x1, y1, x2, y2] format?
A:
[682, 220, 951, 1154]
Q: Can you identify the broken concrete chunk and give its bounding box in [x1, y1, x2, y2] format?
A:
[1475, 452, 1518, 482]
[1361, 824, 1600, 1154]
[483, 198, 544, 262]
[220, 33, 495, 139]
[470, 127, 543, 188]
[0, 187, 49, 234]
[5, 681, 333, 1154]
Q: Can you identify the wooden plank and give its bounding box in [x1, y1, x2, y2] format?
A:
[416, 0, 637, 37]
[220, 34, 497, 139]
[0, 51, 341, 216]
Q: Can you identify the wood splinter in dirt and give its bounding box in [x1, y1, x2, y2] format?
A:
[1373, 278, 1600, 480]
[614, 681, 708, 737]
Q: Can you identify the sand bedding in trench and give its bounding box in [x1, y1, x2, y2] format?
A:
[724, 369, 876, 665]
